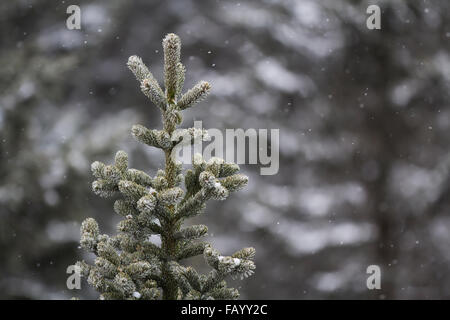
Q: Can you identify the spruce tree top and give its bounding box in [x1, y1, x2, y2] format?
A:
[75, 33, 255, 300]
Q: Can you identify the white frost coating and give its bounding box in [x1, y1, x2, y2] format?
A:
[146, 187, 156, 194]
[123, 181, 131, 188]
[193, 153, 204, 165]
[91, 161, 102, 172]
[207, 157, 224, 165]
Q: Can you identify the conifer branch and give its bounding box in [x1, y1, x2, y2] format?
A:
[127, 55, 166, 110]
[131, 124, 172, 150]
[177, 81, 211, 110]
[163, 33, 181, 103]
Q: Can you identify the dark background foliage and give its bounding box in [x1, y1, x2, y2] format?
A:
[0, 0, 449, 299]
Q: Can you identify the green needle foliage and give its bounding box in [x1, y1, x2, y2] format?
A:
[75, 34, 255, 300]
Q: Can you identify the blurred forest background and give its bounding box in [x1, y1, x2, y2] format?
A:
[1, 0, 449, 299]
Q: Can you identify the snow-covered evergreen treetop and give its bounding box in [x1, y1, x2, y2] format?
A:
[75, 33, 255, 300]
